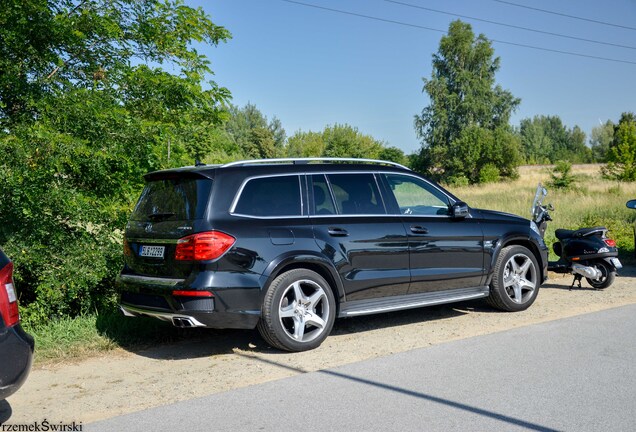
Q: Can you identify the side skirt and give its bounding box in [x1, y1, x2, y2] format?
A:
[338, 286, 490, 317]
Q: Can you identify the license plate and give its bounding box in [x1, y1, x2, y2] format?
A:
[5, 283, 16, 303]
[140, 245, 165, 258]
[610, 258, 622, 269]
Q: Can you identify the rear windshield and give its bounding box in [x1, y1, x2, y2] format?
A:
[130, 178, 212, 222]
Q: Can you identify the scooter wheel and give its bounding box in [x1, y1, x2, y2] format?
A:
[586, 260, 615, 289]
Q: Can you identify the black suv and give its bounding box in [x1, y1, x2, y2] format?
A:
[118, 158, 548, 351]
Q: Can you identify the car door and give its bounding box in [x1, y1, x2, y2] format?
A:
[380, 173, 485, 294]
[310, 173, 410, 302]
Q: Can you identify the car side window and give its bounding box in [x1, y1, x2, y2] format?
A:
[384, 174, 451, 216]
[311, 175, 337, 215]
[234, 175, 302, 217]
[326, 174, 386, 215]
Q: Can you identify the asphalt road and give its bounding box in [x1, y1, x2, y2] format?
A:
[89, 304, 636, 432]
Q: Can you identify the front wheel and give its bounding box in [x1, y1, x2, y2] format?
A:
[586, 260, 616, 289]
[488, 245, 540, 312]
[257, 269, 336, 352]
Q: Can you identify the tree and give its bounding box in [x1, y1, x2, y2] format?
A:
[602, 112, 636, 181]
[322, 124, 384, 159]
[590, 120, 615, 162]
[224, 103, 286, 158]
[0, 0, 231, 323]
[286, 131, 325, 157]
[518, 115, 591, 164]
[413, 20, 521, 182]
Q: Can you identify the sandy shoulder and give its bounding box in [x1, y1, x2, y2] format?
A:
[5, 269, 636, 424]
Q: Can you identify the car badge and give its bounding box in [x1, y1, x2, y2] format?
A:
[145, 223, 152, 233]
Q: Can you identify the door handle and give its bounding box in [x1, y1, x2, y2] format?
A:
[327, 227, 349, 237]
[410, 225, 428, 234]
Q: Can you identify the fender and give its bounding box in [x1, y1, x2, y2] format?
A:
[258, 250, 346, 302]
[486, 232, 547, 286]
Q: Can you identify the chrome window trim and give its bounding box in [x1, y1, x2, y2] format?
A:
[381, 172, 456, 217]
[227, 170, 458, 219]
[230, 173, 304, 217]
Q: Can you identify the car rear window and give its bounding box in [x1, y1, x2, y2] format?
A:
[130, 178, 213, 222]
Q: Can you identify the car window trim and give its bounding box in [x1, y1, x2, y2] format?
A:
[322, 172, 389, 216]
[379, 172, 457, 218]
[230, 173, 305, 217]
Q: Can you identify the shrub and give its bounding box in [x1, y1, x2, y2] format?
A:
[479, 164, 501, 183]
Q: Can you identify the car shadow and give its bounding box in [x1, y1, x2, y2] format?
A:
[0, 399, 12, 424]
[98, 263, 636, 361]
[98, 302, 476, 361]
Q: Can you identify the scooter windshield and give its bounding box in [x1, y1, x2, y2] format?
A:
[531, 183, 547, 223]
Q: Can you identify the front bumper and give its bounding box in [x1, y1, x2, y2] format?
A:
[0, 324, 34, 400]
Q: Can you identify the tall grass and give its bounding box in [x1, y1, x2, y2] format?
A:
[447, 165, 636, 258]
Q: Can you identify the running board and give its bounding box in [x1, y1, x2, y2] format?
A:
[339, 286, 490, 317]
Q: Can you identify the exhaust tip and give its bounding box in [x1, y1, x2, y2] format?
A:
[172, 317, 195, 328]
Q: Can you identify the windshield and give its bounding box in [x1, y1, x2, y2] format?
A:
[531, 183, 547, 223]
[130, 178, 212, 222]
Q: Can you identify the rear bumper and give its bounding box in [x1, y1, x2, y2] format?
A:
[116, 273, 261, 329]
[0, 324, 34, 400]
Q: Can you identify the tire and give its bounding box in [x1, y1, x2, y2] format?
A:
[257, 269, 336, 352]
[488, 245, 540, 312]
[586, 260, 616, 290]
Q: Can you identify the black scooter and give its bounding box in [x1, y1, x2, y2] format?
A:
[531, 184, 621, 289]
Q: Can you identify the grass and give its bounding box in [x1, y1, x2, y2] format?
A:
[447, 165, 636, 260]
[26, 311, 208, 365]
[27, 164, 636, 364]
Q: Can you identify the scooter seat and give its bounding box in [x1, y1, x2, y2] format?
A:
[555, 226, 606, 240]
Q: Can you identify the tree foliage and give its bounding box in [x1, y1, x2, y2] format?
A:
[518, 115, 592, 164]
[413, 20, 521, 183]
[284, 124, 403, 163]
[0, 0, 231, 324]
[590, 120, 614, 162]
[602, 112, 636, 181]
[223, 103, 286, 159]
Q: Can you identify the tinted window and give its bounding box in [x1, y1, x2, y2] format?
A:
[234, 176, 302, 217]
[385, 174, 451, 216]
[130, 178, 212, 222]
[311, 175, 337, 215]
[327, 174, 385, 215]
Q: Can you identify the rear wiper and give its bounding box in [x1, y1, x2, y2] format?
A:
[147, 212, 176, 222]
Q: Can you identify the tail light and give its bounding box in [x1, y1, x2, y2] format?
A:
[604, 239, 617, 247]
[123, 238, 132, 256]
[175, 231, 235, 261]
[0, 262, 20, 327]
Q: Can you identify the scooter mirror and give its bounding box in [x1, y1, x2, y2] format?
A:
[626, 199, 636, 210]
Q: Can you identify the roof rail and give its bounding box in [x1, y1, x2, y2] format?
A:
[221, 157, 410, 170]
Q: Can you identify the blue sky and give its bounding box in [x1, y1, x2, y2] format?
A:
[194, 0, 635, 154]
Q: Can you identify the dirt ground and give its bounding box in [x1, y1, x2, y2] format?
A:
[4, 267, 636, 425]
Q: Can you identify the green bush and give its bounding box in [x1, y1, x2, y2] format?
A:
[479, 164, 501, 183]
[549, 160, 576, 189]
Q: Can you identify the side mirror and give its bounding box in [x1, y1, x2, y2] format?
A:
[451, 201, 469, 219]
[626, 200, 636, 210]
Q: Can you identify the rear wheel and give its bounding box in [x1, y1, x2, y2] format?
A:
[257, 269, 336, 352]
[586, 260, 615, 289]
[488, 245, 540, 312]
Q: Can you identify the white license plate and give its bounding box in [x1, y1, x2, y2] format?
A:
[610, 258, 622, 269]
[5, 283, 16, 303]
[140, 245, 165, 258]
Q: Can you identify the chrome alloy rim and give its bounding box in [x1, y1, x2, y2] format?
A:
[503, 253, 537, 304]
[278, 279, 329, 343]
